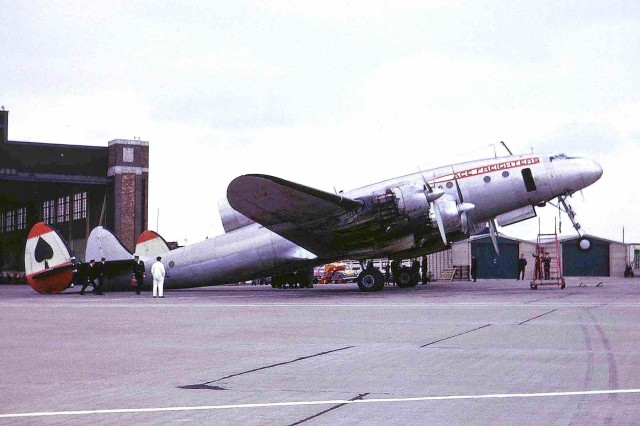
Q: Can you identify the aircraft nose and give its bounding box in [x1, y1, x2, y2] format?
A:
[582, 159, 603, 187]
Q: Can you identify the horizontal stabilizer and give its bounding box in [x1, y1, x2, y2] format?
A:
[136, 230, 171, 257]
[86, 226, 133, 262]
[24, 222, 73, 294]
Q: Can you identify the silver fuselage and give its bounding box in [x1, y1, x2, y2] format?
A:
[138, 153, 601, 289]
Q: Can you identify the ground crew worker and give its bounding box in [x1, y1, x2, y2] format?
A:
[517, 254, 527, 280]
[470, 256, 477, 282]
[421, 255, 428, 284]
[95, 257, 107, 294]
[80, 259, 104, 295]
[132, 254, 145, 295]
[543, 253, 551, 280]
[151, 256, 166, 298]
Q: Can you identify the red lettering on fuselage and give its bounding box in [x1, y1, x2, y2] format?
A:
[437, 157, 540, 183]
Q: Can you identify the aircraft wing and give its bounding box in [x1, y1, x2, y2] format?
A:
[227, 174, 363, 256]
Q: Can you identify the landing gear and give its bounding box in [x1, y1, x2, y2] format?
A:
[396, 266, 419, 288]
[357, 268, 385, 292]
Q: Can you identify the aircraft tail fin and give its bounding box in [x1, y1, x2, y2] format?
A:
[24, 222, 74, 294]
[85, 226, 133, 263]
[135, 230, 171, 258]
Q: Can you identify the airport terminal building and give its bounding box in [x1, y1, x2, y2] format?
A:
[0, 109, 149, 272]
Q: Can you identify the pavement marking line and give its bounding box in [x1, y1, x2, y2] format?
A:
[420, 324, 492, 347]
[6, 389, 640, 419]
[199, 346, 355, 385]
[288, 393, 370, 426]
[518, 309, 558, 325]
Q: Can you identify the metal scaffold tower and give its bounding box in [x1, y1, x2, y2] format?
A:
[530, 233, 565, 290]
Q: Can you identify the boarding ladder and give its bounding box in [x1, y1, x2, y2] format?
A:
[530, 233, 565, 289]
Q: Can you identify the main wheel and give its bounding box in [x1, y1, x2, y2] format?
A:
[396, 266, 419, 288]
[357, 268, 385, 292]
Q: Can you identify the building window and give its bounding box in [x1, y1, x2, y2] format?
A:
[6, 210, 15, 232]
[16, 207, 26, 230]
[73, 192, 87, 220]
[57, 196, 70, 223]
[123, 147, 134, 163]
[42, 200, 55, 224]
[0, 212, 4, 233]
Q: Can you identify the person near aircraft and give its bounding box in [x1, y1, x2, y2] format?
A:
[80, 259, 103, 295]
[543, 252, 552, 280]
[151, 256, 166, 298]
[517, 254, 527, 280]
[470, 255, 477, 282]
[532, 251, 541, 280]
[421, 256, 428, 284]
[132, 254, 145, 295]
[411, 259, 420, 274]
[96, 257, 107, 294]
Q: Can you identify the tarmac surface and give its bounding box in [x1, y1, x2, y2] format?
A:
[1, 277, 640, 425]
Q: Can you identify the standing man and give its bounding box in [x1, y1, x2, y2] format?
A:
[517, 254, 527, 280]
[543, 252, 552, 280]
[95, 257, 107, 294]
[532, 251, 541, 280]
[470, 255, 477, 282]
[132, 254, 145, 295]
[421, 255, 429, 284]
[151, 256, 166, 298]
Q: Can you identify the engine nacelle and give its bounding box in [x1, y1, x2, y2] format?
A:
[434, 196, 463, 233]
[218, 198, 255, 232]
[389, 184, 431, 222]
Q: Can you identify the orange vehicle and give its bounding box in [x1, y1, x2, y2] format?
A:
[315, 263, 358, 284]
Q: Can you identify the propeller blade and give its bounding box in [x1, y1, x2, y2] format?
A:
[453, 172, 464, 203]
[489, 219, 500, 256]
[434, 201, 448, 245]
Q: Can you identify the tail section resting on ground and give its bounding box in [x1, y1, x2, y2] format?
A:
[135, 230, 171, 258]
[85, 226, 133, 262]
[24, 222, 74, 294]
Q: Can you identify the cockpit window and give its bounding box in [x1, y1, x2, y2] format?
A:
[550, 153, 577, 161]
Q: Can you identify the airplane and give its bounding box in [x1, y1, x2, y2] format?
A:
[24, 152, 602, 294]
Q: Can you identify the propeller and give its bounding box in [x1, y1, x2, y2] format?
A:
[419, 167, 478, 245]
[488, 219, 500, 256]
[418, 168, 447, 244]
[452, 174, 476, 234]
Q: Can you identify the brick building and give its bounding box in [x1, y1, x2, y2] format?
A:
[0, 109, 148, 271]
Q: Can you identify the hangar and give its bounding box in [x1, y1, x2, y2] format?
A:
[0, 109, 149, 272]
[424, 232, 631, 281]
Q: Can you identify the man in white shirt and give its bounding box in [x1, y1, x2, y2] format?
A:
[151, 256, 166, 298]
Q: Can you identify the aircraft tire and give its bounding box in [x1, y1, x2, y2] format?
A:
[396, 267, 419, 288]
[357, 268, 385, 292]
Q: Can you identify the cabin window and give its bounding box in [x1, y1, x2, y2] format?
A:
[446, 182, 453, 188]
[502, 171, 509, 178]
[521, 168, 537, 192]
[483, 176, 491, 183]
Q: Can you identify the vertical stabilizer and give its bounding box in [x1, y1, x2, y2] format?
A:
[86, 226, 133, 262]
[24, 222, 73, 294]
[135, 230, 171, 257]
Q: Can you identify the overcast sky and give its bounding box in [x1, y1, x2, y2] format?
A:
[2, 1, 639, 245]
